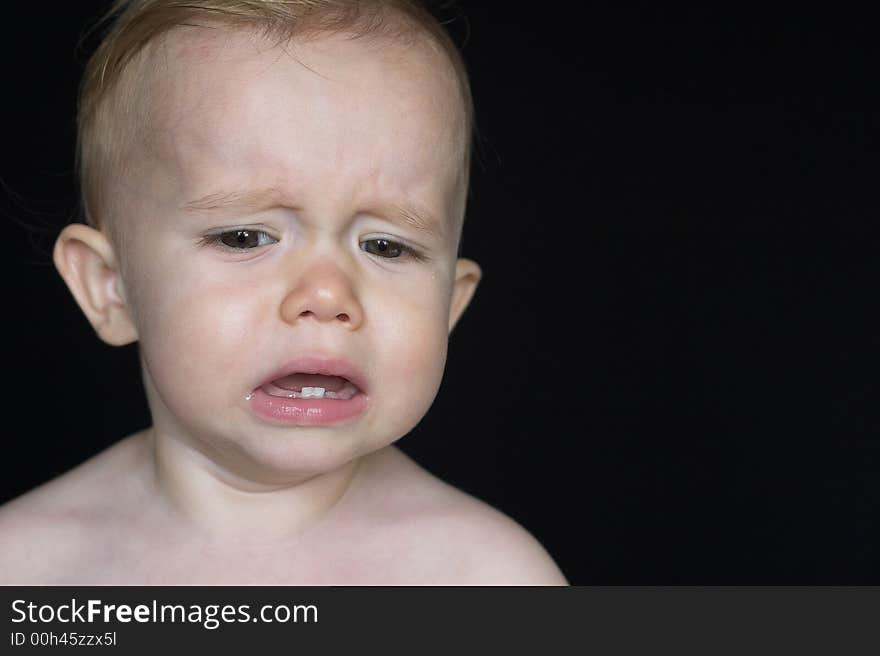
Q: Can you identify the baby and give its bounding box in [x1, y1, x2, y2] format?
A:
[0, 0, 566, 584]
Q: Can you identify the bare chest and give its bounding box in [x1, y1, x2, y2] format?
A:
[56, 530, 460, 585]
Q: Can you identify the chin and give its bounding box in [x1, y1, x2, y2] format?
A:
[232, 429, 366, 479]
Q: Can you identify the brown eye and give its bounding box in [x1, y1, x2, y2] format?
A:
[212, 229, 276, 250]
[361, 238, 404, 258]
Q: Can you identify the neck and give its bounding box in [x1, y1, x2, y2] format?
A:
[143, 427, 362, 546]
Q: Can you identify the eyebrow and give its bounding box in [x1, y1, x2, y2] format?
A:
[182, 188, 444, 239]
[390, 202, 445, 240]
[182, 188, 282, 214]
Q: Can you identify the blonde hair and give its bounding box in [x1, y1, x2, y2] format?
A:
[77, 0, 474, 231]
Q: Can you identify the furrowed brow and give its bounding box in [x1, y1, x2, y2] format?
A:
[182, 188, 282, 213]
[182, 189, 445, 239]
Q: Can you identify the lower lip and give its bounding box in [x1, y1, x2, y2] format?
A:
[248, 386, 368, 426]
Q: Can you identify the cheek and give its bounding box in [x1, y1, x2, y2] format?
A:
[368, 280, 451, 431]
[130, 255, 258, 409]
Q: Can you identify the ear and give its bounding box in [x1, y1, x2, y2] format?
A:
[448, 258, 481, 333]
[53, 223, 138, 346]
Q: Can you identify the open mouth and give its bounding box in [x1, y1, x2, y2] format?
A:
[248, 358, 369, 425]
[260, 372, 360, 400]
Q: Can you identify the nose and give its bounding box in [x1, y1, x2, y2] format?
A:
[279, 259, 364, 330]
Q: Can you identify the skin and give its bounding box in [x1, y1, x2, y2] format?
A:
[0, 26, 567, 584]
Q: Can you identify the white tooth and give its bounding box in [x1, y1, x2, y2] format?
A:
[301, 387, 325, 398]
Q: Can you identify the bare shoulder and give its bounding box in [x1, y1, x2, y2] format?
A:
[0, 432, 148, 584]
[353, 447, 568, 585]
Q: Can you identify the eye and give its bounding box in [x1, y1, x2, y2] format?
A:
[200, 229, 277, 251]
[360, 238, 406, 258]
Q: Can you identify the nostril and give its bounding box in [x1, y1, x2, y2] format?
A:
[337, 313, 350, 322]
[300, 310, 315, 318]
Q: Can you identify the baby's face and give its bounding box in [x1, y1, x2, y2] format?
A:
[105, 27, 476, 481]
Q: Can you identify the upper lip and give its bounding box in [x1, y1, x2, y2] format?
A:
[255, 356, 368, 395]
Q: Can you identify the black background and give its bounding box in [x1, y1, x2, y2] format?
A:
[2, 3, 878, 584]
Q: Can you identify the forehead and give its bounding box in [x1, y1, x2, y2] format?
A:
[131, 25, 467, 225]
